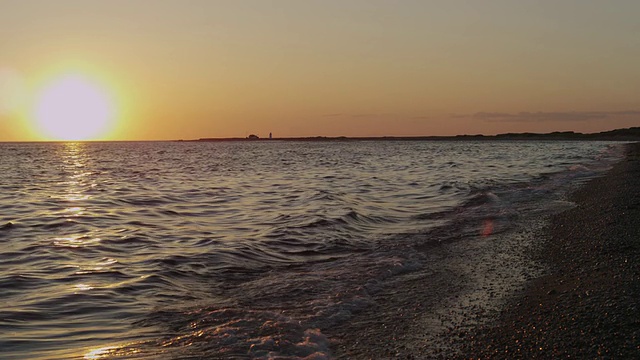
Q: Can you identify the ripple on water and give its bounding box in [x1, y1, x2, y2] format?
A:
[0, 140, 626, 358]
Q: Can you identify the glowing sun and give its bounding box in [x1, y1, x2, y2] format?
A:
[33, 74, 115, 141]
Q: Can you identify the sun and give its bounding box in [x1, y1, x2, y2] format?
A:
[33, 74, 116, 141]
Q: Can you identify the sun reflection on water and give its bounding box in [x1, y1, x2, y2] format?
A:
[62, 206, 86, 217]
[58, 142, 93, 202]
[71, 257, 119, 275]
[83, 344, 142, 359]
[74, 283, 94, 291]
[52, 235, 102, 248]
[84, 346, 116, 359]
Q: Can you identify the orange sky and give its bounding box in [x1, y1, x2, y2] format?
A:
[1, 0, 639, 141]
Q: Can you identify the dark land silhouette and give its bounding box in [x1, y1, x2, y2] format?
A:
[188, 127, 640, 142]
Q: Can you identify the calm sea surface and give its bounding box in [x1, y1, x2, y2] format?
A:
[0, 140, 625, 359]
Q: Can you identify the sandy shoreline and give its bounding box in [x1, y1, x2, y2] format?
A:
[457, 142, 640, 358]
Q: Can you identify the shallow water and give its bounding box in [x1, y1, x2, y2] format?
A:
[0, 140, 625, 359]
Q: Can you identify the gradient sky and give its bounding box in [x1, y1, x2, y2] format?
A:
[1, 0, 639, 140]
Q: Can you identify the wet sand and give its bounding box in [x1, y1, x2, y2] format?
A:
[458, 142, 640, 358]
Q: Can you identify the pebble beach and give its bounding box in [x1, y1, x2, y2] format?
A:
[457, 142, 640, 358]
[327, 142, 639, 359]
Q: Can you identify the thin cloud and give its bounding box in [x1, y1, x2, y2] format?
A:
[321, 113, 397, 119]
[458, 111, 640, 122]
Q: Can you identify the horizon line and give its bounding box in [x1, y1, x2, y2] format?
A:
[2, 126, 639, 143]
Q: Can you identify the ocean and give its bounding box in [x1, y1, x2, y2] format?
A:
[0, 140, 626, 359]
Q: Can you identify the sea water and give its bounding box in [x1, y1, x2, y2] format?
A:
[0, 140, 625, 359]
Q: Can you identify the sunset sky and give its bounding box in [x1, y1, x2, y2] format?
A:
[1, 0, 639, 141]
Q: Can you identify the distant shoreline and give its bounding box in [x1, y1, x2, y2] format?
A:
[187, 127, 640, 142]
[2, 127, 639, 143]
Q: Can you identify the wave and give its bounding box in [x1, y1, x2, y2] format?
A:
[0, 140, 627, 359]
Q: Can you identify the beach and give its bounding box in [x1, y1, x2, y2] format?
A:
[456, 142, 640, 358]
[327, 142, 639, 359]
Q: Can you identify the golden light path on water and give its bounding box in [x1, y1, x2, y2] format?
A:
[52, 143, 95, 251]
[83, 344, 144, 359]
[53, 143, 149, 359]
